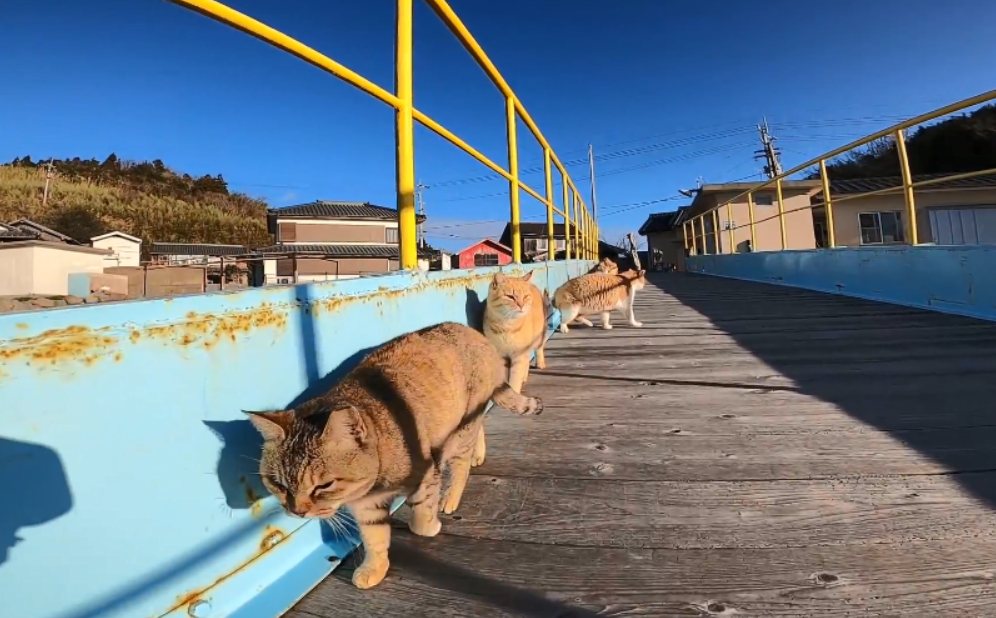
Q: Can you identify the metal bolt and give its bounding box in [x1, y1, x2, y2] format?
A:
[188, 600, 212, 618]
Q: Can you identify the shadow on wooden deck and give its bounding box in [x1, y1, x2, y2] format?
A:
[290, 272, 996, 617]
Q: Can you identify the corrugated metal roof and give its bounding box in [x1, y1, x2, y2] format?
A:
[149, 242, 248, 256]
[824, 173, 996, 196]
[252, 244, 433, 258]
[268, 201, 427, 222]
[638, 207, 690, 235]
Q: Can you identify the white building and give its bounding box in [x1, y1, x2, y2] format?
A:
[91, 231, 142, 268]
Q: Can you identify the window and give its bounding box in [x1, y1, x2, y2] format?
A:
[536, 238, 548, 252]
[859, 211, 905, 245]
[474, 253, 499, 267]
[754, 193, 774, 206]
[523, 238, 538, 254]
[385, 227, 399, 243]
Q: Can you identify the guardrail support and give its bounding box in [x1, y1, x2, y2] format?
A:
[775, 178, 787, 250]
[699, 216, 707, 255]
[747, 192, 757, 251]
[895, 129, 919, 245]
[819, 159, 836, 248]
[711, 210, 721, 254]
[395, 0, 417, 269]
[544, 149, 555, 260]
[505, 96, 522, 262]
[726, 201, 734, 253]
[563, 183, 571, 260]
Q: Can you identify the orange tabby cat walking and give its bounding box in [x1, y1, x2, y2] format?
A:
[483, 271, 549, 393]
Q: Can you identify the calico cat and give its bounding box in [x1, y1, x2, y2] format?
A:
[247, 322, 543, 590]
[553, 269, 647, 332]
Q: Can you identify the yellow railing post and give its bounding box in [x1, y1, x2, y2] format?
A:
[726, 201, 735, 253]
[775, 178, 787, 250]
[395, 0, 417, 269]
[711, 210, 721, 254]
[574, 195, 581, 257]
[699, 216, 707, 254]
[747, 192, 756, 251]
[505, 96, 522, 263]
[682, 220, 688, 253]
[543, 148, 554, 261]
[895, 129, 919, 245]
[819, 159, 836, 248]
[563, 183, 571, 261]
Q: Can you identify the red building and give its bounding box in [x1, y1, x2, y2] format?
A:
[454, 239, 514, 269]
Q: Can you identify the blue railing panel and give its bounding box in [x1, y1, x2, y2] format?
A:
[0, 260, 591, 618]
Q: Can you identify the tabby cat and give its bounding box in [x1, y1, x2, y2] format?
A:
[553, 269, 648, 332]
[589, 257, 619, 275]
[247, 322, 543, 590]
[483, 270, 549, 393]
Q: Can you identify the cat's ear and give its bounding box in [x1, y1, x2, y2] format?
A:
[324, 405, 368, 447]
[492, 272, 506, 288]
[521, 270, 534, 283]
[245, 410, 294, 442]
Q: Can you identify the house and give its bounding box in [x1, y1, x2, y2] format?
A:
[0, 240, 110, 296]
[639, 206, 691, 271]
[148, 242, 248, 266]
[91, 231, 142, 268]
[680, 180, 823, 254]
[497, 222, 568, 261]
[256, 200, 429, 284]
[812, 173, 996, 247]
[0, 218, 81, 245]
[453, 239, 513, 269]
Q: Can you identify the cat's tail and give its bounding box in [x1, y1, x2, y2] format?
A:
[492, 383, 544, 416]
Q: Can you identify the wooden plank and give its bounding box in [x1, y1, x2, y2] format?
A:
[479, 415, 996, 480]
[292, 273, 996, 617]
[431, 474, 996, 549]
[290, 533, 996, 617]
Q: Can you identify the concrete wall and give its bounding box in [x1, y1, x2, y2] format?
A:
[687, 246, 996, 322]
[0, 242, 108, 296]
[0, 259, 593, 618]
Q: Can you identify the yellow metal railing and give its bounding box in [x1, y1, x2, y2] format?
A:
[166, 0, 599, 269]
[681, 88, 996, 256]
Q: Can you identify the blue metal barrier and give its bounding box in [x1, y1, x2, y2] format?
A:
[687, 246, 996, 322]
[0, 260, 590, 618]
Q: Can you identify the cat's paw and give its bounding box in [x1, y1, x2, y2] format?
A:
[352, 557, 390, 589]
[601, 323, 614, 330]
[558, 323, 569, 333]
[471, 445, 486, 467]
[440, 492, 462, 515]
[578, 317, 594, 327]
[524, 396, 544, 416]
[629, 321, 643, 328]
[408, 515, 442, 537]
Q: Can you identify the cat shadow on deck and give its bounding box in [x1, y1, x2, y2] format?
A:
[203, 345, 378, 511]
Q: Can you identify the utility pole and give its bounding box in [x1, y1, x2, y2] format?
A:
[587, 143, 598, 220]
[42, 160, 55, 206]
[753, 117, 783, 179]
[415, 182, 427, 249]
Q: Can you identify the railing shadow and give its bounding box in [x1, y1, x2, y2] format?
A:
[653, 272, 996, 509]
[0, 437, 73, 568]
[332, 532, 599, 618]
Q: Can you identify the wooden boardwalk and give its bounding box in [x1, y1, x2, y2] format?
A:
[289, 273, 996, 617]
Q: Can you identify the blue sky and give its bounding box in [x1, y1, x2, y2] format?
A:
[2, 0, 995, 252]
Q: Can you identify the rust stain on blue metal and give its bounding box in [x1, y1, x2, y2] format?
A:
[169, 524, 287, 616]
[0, 325, 119, 369]
[142, 302, 288, 350]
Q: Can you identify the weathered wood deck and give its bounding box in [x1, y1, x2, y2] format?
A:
[289, 273, 996, 617]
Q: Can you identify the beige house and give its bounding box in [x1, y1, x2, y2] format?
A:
[258, 201, 428, 284]
[0, 241, 111, 296]
[814, 174, 996, 247]
[639, 207, 691, 271]
[640, 180, 822, 262]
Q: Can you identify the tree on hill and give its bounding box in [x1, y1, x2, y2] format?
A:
[0, 155, 272, 249]
[807, 103, 996, 180]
